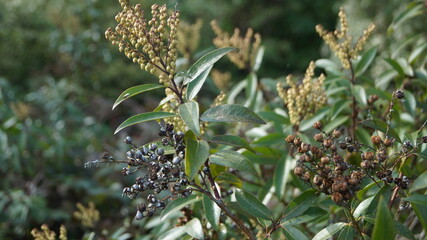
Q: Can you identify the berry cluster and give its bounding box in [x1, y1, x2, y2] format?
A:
[287, 123, 365, 205]
[120, 123, 191, 220]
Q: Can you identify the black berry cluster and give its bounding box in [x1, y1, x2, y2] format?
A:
[120, 123, 192, 220]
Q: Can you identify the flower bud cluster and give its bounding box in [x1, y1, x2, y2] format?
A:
[120, 123, 191, 220]
[211, 20, 261, 70]
[315, 8, 375, 69]
[177, 19, 203, 59]
[105, 0, 180, 84]
[277, 61, 326, 126]
[211, 69, 231, 90]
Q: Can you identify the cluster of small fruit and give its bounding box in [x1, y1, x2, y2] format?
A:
[121, 123, 192, 220]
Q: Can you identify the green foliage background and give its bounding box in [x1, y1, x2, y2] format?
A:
[0, 0, 425, 239]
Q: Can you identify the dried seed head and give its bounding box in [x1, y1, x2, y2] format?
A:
[323, 139, 333, 148]
[320, 156, 330, 164]
[371, 135, 382, 145]
[332, 129, 341, 138]
[314, 133, 324, 142]
[383, 138, 394, 147]
[285, 135, 296, 143]
[294, 167, 305, 176]
[313, 121, 323, 130]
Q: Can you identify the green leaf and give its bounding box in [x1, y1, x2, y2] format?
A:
[282, 226, 310, 240]
[252, 133, 285, 146]
[209, 150, 257, 175]
[185, 218, 204, 239]
[409, 42, 427, 63]
[244, 73, 257, 108]
[402, 90, 417, 118]
[184, 131, 209, 181]
[299, 108, 329, 132]
[313, 222, 347, 240]
[282, 189, 317, 222]
[215, 172, 242, 188]
[184, 47, 235, 85]
[185, 66, 212, 101]
[178, 101, 200, 136]
[323, 116, 349, 134]
[114, 112, 176, 134]
[282, 207, 327, 226]
[273, 155, 292, 200]
[412, 202, 427, 231]
[385, 58, 405, 76]
[252, 46, 265, 72]
[394, 220, 416, 240]
[361, 119, 402, 143]
[112, 84, 165, 110]
[158, 226, 187, 240]
[403, 194, 427, 206]
[337, 226, 354, 240]
[352, 85, 367, 106]
[202, 195, 220, 229]
[235, 189, 272, 220]
[160, 195, 200, 221]
[200, 104, 266, 124]
[410, 171, 427, 193]
[371, 196, 395, 240]
[353, 196, 374, 219]
[210, 135, 255, 153]
[366, 185, 392, 217]
[356, 46, 377, 76]
[315, 59, 343, 76]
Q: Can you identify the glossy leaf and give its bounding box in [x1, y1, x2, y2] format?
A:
[273, 155, 292, 200]
[184, 131, 209, 181]
[412, 203, 427, 231]
[112, 84, 164, 110]
[365, 185, 392, 216]
[313, 222, 347, 240]
[186, 66, 212, 101]
[210, 135, 256, 153]
[235, 189, 272, 220]
[161, 195, 200, 220]
[282, 226, 310, 240]
[114, 112, 176, 134]
[323, 116, 349, 134]
[282, 207, 327, 226]
[356, 46, 377, 76]
[185, 218, 204, 239]
[353, 85, 367, 106]
[371, 196, 395, 240]
[402, 90, 416, 118]
[202, 195, 220, 229]
[410, 171, 427, 193]
[178, 101, 200, 136]
[158, 226, 187, 240]
[200, 104, 266, 124]
[353, 196, 374, 219]
[337, 226, 354, 240]
[209, 150, 257, 175]
[385, 58, 405, 76]
[215, 172, 242, 188]
[282, 189, 317, 222]
[184, 47, 235, 85]
[252, 45, 265, 72]
[244, 73, 257, 108]
[394, 220, 416, 240]
[403, 194, 427, 206]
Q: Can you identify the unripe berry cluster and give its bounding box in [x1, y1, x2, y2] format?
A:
[105, 0, 179, 84]
[120, 123, 191, 220]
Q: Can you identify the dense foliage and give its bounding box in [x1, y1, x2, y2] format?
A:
[1, 0, 426, 239]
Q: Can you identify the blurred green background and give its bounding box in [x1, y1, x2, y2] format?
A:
[0, 0, 424, 238]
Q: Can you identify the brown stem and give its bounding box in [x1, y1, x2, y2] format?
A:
[346, 207, 363, 236]
[389, 172, 403, 209]
[348, 60, 357, 139]
[205, 161, 221, 200]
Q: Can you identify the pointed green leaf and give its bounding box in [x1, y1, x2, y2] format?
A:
[355, 46, 377, 76]
[252, 46, 265, 72]
[185, 218, 204, 239]
[282, 189, 317, 222]
[372, 196, 395, 240]
[114, 112, 176, 134]
[112, 84, 164, 110]
[385, 58, 405, 76]
[209, 150, 257, 175]
[186, 66, 213, 101]
[282, 207, 327, 226]
[184, 47, 235, 85]
[410, 171, 427, 193]
[313, 222, 347, 240]
[160, 195, 200, 221]
[244, 73, 257, 108]
[215, 172, 242, 188]
[282, 225, 310, 240]
[353, 196, 374, 219]
[403, 194, 427, 206]
[184, 131, 209, 180]
[353, 85, 367, 106]
[200, 104, 266, 124]
[273, 155, 292, 200]
[202, 195, 220, 229]
[337, 226, 355, 240]
[412, 202, 427, 231]
[235, 189, 272, 220]
[158, 226, 187, 240]
[178, 101, 200, 136]
[323, 116, 349, 134]
[394, 220, 416, 240]
[210, 135, 256, 153]
[299, 107, 329, 132]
